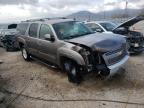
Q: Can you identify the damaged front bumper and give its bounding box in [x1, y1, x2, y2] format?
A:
[101, 47, 129, 76]
[108, 55, 129, 76]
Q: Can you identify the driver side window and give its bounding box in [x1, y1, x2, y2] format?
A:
[39, 24, 53, 39]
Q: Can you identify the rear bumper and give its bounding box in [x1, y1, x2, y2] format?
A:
[108, 55, 129, 76]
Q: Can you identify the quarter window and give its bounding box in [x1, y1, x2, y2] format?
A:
[17, 23, 29, 35]
[39, 24, 53, 39]
[29, 23, 38, 37]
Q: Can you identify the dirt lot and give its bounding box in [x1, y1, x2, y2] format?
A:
[0, 47, 144, 108]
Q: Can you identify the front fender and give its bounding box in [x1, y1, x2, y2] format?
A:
[57, 47, 85, 66]
[17, 37, 26, 46]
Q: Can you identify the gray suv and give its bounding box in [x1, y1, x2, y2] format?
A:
[17, 18, 129, 84]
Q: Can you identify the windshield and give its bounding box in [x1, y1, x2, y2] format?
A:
[100, 22, 117, 31]
[53, 21, 93, 39]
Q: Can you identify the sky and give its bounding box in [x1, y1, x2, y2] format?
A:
[0, 0, 144, 23]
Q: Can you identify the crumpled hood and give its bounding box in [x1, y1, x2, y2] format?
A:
[66, 33, 126, 52]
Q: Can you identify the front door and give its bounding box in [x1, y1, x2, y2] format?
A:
[37, 24, 57, 63]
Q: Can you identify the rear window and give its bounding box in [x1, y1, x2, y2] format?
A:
[17, 23, 29, 35]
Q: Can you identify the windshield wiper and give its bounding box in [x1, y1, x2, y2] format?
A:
[72, 32, 93, 37]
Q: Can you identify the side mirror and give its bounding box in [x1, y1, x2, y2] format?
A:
[44, 34, 55, 42]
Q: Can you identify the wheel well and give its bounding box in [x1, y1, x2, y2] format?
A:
[60, 56, 77, 70]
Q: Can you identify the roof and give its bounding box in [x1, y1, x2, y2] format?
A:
[86, 21, 112, 24]
[22, 18, 74, 24]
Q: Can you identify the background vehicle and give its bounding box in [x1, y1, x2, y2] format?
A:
[85, 16, 144, 54]
[85, 21, 118, 33]
[0, 23, 19, 51]
[17, 18, 129, 84]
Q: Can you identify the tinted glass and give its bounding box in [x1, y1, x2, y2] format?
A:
[53, 21, 93, 39]
[17, 23, 29, 35]
[8, 24, 17, 29]
[39, 24, 53, 39]
[100, 22, 117, 31]
[29, 23, 38, 37]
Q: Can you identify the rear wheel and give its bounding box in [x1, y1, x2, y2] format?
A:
[4, 42, 11, 51]
[21, 47, 31, 61]
[5, 45, 10, 51]
[63, 60, 82, 84]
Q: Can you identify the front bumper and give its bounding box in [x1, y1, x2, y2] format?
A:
[129, 46, 144, 53]
[108, 55, 129, 76]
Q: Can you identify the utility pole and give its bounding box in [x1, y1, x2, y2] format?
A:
[88, 13, 91, 21]
[125, 0, 128, 17]
[103, 4, 105, 19]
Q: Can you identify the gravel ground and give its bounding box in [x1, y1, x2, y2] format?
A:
[0, 47, 144, 108]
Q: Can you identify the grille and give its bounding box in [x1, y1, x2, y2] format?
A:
[128, 37, 144, 43]
[107, 50, 126, 66]
[105, 44, 127, 66]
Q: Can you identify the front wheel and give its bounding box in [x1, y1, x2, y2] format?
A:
[63, 60, 82, 84]
[21, 47, 31, 61]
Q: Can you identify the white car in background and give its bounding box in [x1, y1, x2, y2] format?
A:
[85, 21, 118, 33]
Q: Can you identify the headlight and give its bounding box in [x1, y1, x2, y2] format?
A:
[95, 47, 104, 52]
[71, 46, 82, 52]
[79, 48, 90, 55]
[72, 45, 90, 56]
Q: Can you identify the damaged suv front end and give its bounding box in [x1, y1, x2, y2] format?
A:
[18, 19, 129, 83]
[66, 33, 129, 77]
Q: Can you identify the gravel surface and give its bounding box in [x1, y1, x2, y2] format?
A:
[0, 46, 144, 108]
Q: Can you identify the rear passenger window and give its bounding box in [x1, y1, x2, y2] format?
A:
[17, 23, 29, 35]
[39, 24, 53, 39]
[29, 23, 38, 38]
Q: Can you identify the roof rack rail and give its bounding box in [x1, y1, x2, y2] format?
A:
[25, 17, 68, 22]
[44, 17, 68, 20]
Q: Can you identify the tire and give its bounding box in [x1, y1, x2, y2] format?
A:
[21, 47, 31, 61]
[63, 60, 82, 84]
[5, 45, 10, 51]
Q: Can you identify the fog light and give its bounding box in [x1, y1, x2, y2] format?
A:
[134, 43, 139, 47]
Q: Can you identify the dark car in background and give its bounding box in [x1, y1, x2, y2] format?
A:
[113, 16, 144, 54]
[0, 23, 19, 51]
[85, 16, 144, 54]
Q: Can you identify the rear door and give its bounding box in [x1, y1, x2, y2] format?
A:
[27, 23, 39, 56]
